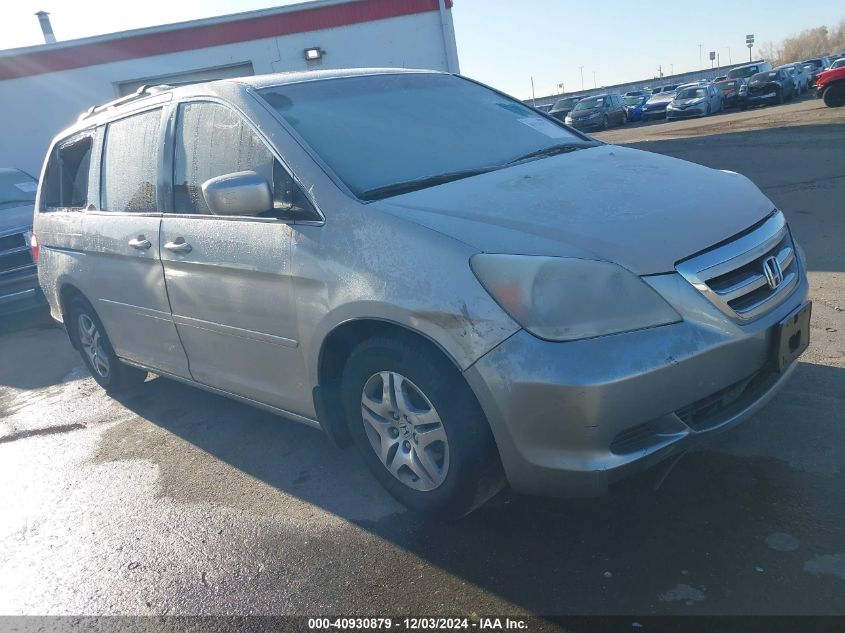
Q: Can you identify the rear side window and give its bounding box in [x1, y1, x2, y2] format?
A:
[101, 108, 161, 213]
[172, 101, 316, 219]
[40, 135, 93, 211]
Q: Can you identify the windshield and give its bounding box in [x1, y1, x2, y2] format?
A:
[258, 74, 590, 199]
[551, 97, 580, 111]
[0, 169, 37, 207]
[573, 97, 605, 110]
[716, 80, 739, 90]
[624, 96, 647, 106]
[676, 87, 707, 100]
[728, 66, 759, 79]
[832, 59, 845, 69]
[803, 59, 822, 68]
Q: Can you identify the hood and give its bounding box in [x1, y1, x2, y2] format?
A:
[646, 93, 675, 105]
[672, 97, 705, 106]
[0, 202, 35, 232]
[375, 145, 774, 275]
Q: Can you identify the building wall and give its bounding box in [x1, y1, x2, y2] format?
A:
[0, 3, 457, 175]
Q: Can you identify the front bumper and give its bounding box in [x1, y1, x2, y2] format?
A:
[641, 108, 668, 120]
[745, 92, 778, 106]
[464, 267, 810, 498]
[0, 269, 45, 316]
[667, 106, 705, 119]
[566, 117, 603, 130]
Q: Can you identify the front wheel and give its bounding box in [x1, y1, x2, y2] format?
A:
[342, 336, 504, 519]
[601, 114, 609, 130]
[823, 83, 845, 107]
[68, 297, 147, 392]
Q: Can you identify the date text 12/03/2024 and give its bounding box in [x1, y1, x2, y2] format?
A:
[307, 618, 528, 630]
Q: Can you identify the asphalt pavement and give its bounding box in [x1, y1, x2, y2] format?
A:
[1, 95, 844, 618]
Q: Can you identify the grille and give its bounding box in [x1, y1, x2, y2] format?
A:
[0, 232, 26, 251]
[676, 211, 799, 321]
[675, 367, 777, 432]
[0, 230, 34, 275]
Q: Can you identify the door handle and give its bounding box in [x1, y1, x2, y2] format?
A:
[164, 239, 192, 254]
[128, 236, 152, 250]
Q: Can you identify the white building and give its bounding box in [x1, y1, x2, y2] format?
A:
[0, 0, 459, 174]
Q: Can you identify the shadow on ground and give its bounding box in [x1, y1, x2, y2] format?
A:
[96, 359, 845, 615]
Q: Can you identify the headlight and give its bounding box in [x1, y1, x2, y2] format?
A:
[470, 255, 681, 341]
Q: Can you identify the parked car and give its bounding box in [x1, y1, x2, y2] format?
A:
[714, 75, 728, 82]
[802, 57, 833, 86]
[1, 167, 44, 316]
[623, 94, 649, 121]
[666, 83, 724, 120]
[641, 89, 678, 121]
[816, 65, 845, 107]
[715, 78, 746, 108]
[624, 89, 651, 98]
[727, 61, 773, 80]
[564, 93, 627, 130]
[34, 69, 810, 517]
[548, 96, 582, 122]
[650, 84, 678, 95]
[535, 103, 553, 113]
[740, 69, 793, 109]
[775, 63, 810, 95]
[828, 58, 845, 70]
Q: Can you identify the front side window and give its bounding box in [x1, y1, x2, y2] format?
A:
[258, 74, 592, 200]
[172, 101, 314, 219]
[101, 109, 161, 213]
[40, 135, 93, 211]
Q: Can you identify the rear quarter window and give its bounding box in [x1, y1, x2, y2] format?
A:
[40, 134, 94, 211]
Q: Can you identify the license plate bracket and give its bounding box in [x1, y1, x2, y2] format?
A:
[776, 302, 812, 370]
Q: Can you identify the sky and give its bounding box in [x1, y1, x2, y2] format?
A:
[2, 0, 843, 99]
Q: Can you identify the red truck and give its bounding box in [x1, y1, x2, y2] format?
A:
[816, 66, 845, 107]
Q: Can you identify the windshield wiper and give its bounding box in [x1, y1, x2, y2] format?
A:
[359, 167, 496, 201]
[505, 143, 587, 165]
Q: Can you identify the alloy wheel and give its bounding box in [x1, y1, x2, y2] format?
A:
[360, 371, 450, 492]
[78, 313, 110, 379]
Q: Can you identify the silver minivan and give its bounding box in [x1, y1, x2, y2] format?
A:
[34, 69, 811, 517]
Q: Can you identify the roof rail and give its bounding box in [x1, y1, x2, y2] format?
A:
[78, 84, 174, 122]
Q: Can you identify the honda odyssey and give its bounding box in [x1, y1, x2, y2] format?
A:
[33, 69, 811, 517]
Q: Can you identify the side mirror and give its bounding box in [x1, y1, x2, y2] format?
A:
[201, 171, 272, 216]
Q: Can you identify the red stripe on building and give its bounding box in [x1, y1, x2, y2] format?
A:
[0, 0, 452, 81]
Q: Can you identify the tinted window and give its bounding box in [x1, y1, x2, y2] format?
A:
[173, 101, 315, 219]
[258, 74, 589, 199]
[101, 109, 161, 213]
[40, 135, 93, 211]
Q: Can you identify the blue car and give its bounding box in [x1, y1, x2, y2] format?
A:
[623, 94, 648, 121]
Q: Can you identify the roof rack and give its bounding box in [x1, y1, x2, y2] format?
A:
[78, 84, 174, 121]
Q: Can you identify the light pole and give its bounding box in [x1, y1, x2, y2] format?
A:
[728, 46, 732, 64]
[557, 82, 564, 95]
[579, 66, 584, 90]
[593, 70, 597, 88]
[670, 63, 674, 75]
[746, 34, 754, 62]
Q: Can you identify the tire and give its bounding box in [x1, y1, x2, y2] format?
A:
[67, 296, 147, 393]
[341, 335, 504, 519]
[777, 89, 784, 105]
[822, 83, 845, 108]
[706, 104, 711, 116]
[601, 114, 609, 130]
